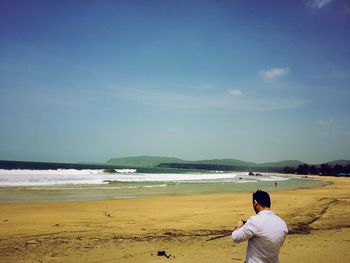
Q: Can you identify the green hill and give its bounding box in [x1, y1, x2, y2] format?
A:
[191, 158, 257, 167]
[106, 156, 187, 167]
[326, 160, 350, 166]
[257, 160, 305, 168]
[106, 156, 306, 169]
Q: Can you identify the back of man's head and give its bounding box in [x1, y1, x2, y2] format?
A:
[252, 190, 271, 208]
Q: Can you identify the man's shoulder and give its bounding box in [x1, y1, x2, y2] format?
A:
[249, 211, 286, 224]
[262, 211, 288, 231]
[247, 214, 262, 225]
[247, 211, 288, 234]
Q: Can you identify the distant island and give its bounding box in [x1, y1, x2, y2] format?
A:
[1, 155, 348, 176]
[107, 156, 350, 176]
[106, 156, 305, 168]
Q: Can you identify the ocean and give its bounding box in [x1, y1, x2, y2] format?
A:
[0, 169, 324, 202]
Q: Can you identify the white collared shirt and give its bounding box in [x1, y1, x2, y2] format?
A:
[232, 210, 288, 263]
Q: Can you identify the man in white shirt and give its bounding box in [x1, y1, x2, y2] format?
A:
[232, 190, 288, 263]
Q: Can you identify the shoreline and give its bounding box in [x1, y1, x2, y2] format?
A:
[0, 173, 326, 203]
[0, 175, 349, 262]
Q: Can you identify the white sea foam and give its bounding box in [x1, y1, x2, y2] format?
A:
[235, 180, 259, 183]
[106, 172, 239, 182]
[115, 169, 137, 173]
[143, 184, 167, 188]
[0, 169, 289, 187]
[0, 169, 107, 186]
[258, 176, 290, 182]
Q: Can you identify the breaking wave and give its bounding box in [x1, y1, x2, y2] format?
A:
[0, 169, 289, 187]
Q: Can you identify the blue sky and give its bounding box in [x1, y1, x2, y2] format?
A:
[0, 0, 349, 164]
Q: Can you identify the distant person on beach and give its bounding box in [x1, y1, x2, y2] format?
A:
[275, 181, 277, 189]
[232, 190, 288, 263]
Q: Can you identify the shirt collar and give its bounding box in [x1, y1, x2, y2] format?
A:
[258, 210, 274, 215]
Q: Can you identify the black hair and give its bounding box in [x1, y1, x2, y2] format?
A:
[252, 190, 271, 208]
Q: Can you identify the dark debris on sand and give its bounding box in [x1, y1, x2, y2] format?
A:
[157, 250, 173, 259]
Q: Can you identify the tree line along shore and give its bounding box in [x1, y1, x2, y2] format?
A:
[1, 158, 350, 177]
[158, 162, 350, 177]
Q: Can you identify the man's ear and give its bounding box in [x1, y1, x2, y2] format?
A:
[253, 199, 257, 205]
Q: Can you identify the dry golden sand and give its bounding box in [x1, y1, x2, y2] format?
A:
[0, 176, 349, 262]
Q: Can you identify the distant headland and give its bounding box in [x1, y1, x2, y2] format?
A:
[1, 156, 350, 176]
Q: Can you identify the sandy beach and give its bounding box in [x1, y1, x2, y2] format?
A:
[0, 175, 349, 263]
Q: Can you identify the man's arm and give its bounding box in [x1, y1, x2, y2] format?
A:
[232, 219, 256, 243]
[233, 219, 244, 231]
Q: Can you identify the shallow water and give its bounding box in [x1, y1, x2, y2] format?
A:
[0, 175, 325, 202]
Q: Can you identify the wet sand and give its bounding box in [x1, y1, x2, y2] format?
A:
[0, 175, 349, 262]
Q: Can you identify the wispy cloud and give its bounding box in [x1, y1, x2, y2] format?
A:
[260, 67, 290, 80]
[227, 89, 242, 96]
[307, 0, 333, 9]
[112, 87, 305, 111]
[317, 118, 333, 127]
